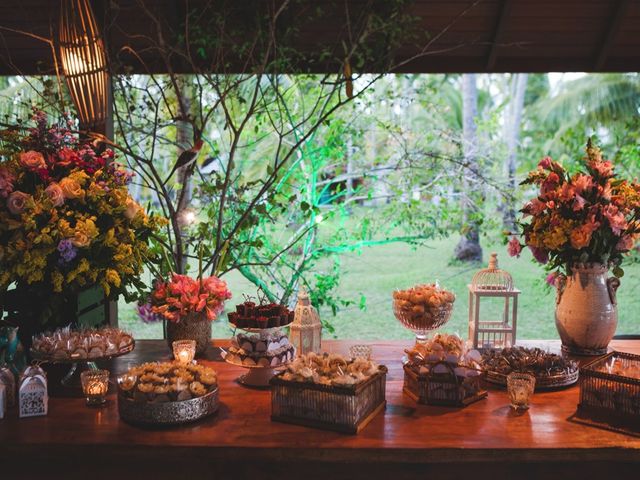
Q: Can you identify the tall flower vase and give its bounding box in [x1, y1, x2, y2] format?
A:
[166, 313, 212, 356]
[554, 264, 620, 356]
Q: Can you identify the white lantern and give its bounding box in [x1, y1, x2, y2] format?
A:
[289, 289, 322, 356]
[19, 365, 48, 418]
[468, 253, 520, 349]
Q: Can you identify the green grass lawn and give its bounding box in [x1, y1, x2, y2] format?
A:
[119, 235, 640, 341]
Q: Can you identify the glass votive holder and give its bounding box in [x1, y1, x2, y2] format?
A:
[349, 344, 372, 360]
[507, 372, 536, 411]
[116, 373, 137, 393]
[81, 369, 110, 407]
[173, 340, 196, 365]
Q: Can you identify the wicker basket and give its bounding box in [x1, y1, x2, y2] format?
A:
[403, 363, 487, 407]
[577, 351, 640, 431]
[270, 365, 387, 434]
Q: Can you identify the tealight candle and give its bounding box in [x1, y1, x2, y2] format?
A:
[81, 369, 109, 407]
[173, 340, 196, 365]
[507, 372, 535, 411]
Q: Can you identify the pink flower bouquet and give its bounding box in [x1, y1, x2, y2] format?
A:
[151, 273, 232, 322]
[508, 141, 640, 276]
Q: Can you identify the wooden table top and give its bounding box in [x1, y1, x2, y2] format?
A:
[2, 338, 640, 479]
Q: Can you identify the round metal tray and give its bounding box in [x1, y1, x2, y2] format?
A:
[31, 340, 135, 363]
[484, 368, 579, 390]
[118, 387, 219, 426]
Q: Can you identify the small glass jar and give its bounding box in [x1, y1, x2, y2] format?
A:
[117, 373, 137, 393]
[172, 340, 196, 365]
[507, 372, 535, 410]
[81, 369, 110, 406]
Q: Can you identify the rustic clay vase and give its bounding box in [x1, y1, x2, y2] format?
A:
[554, 264, 620, 356]
[166, 313, 211, 356]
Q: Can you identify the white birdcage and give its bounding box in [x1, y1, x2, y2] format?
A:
[289, 289, 322, 356]
[468, 253, 520, 349]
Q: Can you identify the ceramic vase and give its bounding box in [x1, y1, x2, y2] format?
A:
[554, 264, 620, 356]
[166, 313, 211, 356]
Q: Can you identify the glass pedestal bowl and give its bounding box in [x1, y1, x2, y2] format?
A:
[393, 298, 454, 345]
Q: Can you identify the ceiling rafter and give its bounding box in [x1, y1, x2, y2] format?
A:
[485, 0, 513, 71]
[594, 0, 631, 70]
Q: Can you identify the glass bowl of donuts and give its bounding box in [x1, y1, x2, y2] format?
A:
[392, 283, 455, 344]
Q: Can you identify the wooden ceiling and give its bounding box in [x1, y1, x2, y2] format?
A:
[0, 0, 638, 75]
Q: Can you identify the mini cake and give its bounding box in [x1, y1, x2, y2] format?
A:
[226, 331, 295, 367]
[118, 361, 218, 403]
[228, 300, 294, 329]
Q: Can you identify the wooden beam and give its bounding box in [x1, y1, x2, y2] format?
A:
[595, 0, 630, 70]
[486, 0, 512, 71]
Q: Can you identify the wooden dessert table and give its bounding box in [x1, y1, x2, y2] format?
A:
[2, 339, 640, 480]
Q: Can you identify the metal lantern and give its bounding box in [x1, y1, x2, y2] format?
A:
[59, 0, 109, 132]
[468, 253, 520, 349]
[289, 289, 322, 356]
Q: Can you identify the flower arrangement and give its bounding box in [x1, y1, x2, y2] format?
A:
[508, 141, 640, 277]
[151, 273, 232, 322]
[0, 111, 163, 310]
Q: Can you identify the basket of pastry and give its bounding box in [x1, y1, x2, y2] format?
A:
[270, 352, 387, 434]
[481, 346, 579, 390]
[574, 351, 640, 434]
[117, 361, 219, 426]
[403, 333, 486, 407]
[31, 326, 134, 361]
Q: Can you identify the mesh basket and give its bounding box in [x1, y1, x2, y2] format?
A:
[270, 366, 387, 434]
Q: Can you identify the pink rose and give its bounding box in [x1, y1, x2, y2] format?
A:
[603, 204, 627, 236]
[57, 147, 79, 167]
[616, 235, 635, 252]
[6, 191, 31, 215]
[538, 156, 553, 170]
[19, 150, 46, 170]
[507, 237, 522, 258]
[45, 183, 65, 207]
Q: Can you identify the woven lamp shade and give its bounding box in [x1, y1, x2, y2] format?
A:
[59, 0, 108, 132]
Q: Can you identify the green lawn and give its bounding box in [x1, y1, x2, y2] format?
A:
[119, 235, 640, 341]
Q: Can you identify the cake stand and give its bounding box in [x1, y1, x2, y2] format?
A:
[31, 341, 135, 392]
[224, 322, 294, 388]
[222, 353, 289, 388]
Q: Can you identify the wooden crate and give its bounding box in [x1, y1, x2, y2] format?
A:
[403, 363, 487, 407]
[270, 366, 387, 434]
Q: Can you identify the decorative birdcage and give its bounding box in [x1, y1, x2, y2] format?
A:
[468, 253, 520, 349]
[289, 289, 322, 356]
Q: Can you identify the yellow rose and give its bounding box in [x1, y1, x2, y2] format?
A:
[71, 231, 90, 247]
[59, 177, 85, 200]
[19, 150, 46, 170]
[570, 226, 593, 250]
[124, 197, 141, 220]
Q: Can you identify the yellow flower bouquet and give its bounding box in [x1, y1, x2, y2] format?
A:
[0, 111, 163, 327]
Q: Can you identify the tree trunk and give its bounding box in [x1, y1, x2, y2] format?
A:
[502, 73, 528, 230]
[175, 77, 194, 274]
[454, 74, 483, 263]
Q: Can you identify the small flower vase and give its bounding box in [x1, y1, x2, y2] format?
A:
[166, 313, 212, 356]
[554, 264, 620, 356]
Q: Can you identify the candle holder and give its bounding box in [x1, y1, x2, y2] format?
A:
[172, 340, 196, 365]
[80, 369, 109, 407]
[117, 373, 137, 393]
[507, 372, 535, 411]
